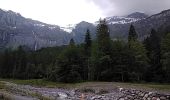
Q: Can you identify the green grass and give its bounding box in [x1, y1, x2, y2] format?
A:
[0, 79, 170, 92]
[0, 81, 6, 89]
[107, 82, 170, 93]
[0, 79, 78, 88]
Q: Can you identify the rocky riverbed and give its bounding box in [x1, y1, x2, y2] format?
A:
[0, 81, 170, 100]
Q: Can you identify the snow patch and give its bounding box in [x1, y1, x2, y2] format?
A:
[34, 24, 45, 27]
[49, 26, 56, 30]
[106, 16, 142, 25]
[60, 24, 76, 33]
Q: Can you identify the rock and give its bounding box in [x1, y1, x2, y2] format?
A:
[144, 94, 149, 98]
[91, 95, 102, 100]
[0, 93, 3, 99]
[119, 98, 124, 100]
[156, 98, 160, 100]
[149, 92, 153, 95]
[58, 92, 68, 99]
[119, 88, 123, 92]
[152, 97, 157, 100]
[160, 96, 166, 100]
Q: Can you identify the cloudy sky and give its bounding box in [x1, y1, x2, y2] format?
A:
[0, 0, 170, 26]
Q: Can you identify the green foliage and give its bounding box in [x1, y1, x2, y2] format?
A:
[84, 29, 92, 56]
[128, 25, 148, 82]
[143, 29, 162, 82]
[96, 19, 111, 55]
[0, 20, 168, 83]
[161, 33, 170, 82]
[90, 19, 113, 81]
[55, 40, 84, 83]
[128, 24, 138, 42]
[128, 40, 148, 81]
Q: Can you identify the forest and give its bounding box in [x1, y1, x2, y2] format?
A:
[0, 19, 170, 83]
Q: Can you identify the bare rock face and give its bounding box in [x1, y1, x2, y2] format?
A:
[0, 9, 71, 50]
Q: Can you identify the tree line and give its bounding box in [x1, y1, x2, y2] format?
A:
[0, 19, 170, 83]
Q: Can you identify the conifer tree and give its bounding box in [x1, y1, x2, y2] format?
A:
[84, 29, 92, 80]
[161, 33, 170, 82]
[144, 29, 162, 82]
[97, 19, 111, 55]
[91, 19, 112, 81]
[128, 24, 138, 42]
[128, 25, 148, 81]
[84, 29, 92, 56]
[69, 38, 75, 47]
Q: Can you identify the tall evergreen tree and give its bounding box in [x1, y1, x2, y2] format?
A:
[91, 19, 112, 81]
[97, 19, 111, 55]
[161, 33, 170, 82]
[84, 29, 92, 56]
[128, 24, 138, 42]
[128, 25, 148, 81]
[55, 39, 83, 83]
[69, 38, 75, 47]
[128, 40, 148, 81]
[84, 29, 92, 80]
[144, 29, 162, 82]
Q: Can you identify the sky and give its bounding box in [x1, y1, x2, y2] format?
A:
[0, 0, 170, 26]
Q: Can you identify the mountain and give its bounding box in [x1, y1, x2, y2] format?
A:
[0, 9, 170, 50]
[0, 9, 71, 50]
[71, 12, 149, 43]
[71, 10, 170, 42]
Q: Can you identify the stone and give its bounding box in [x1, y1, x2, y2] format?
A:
[119, 98, 125, 100]
[58, 92, 68, 99]
[156, 98, 160, 100]
[144, 94, 149, 98]
[152, 97, 157, 100]
[149, 92, 153, 95]
[0, 93, 3, 99]
[160, 96, 166, 100]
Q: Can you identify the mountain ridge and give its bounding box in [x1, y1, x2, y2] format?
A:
[0, 8, 170, 50]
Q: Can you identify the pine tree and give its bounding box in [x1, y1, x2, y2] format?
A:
[161, 33, 170, 82]
[55, 39, 83, 83]
[143, 29, 162, 82]
[84, 29, 92, 56]
[97, 19, 111, 55]
[69, 38, 75, 47]
[128, 25, 148, 81]
[129, 40, 148, 81]
[84, 29, 92, 80]
[128, 24, 138, 42]
[91, 19, 112, 81]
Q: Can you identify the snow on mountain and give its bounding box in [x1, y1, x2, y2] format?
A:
[60, 24, 76, 33]
[105, 12, 148, 25]
[106, 16, 141, 24]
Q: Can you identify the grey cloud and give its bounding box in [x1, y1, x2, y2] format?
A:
[87, 0, 170, 16]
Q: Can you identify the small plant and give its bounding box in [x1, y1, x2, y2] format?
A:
[80, 88, 95, 93]
[97, 89, 109, 94]
[0, 82, 5, 89]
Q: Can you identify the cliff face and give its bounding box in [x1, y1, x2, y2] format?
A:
[0, 9, 71, 50]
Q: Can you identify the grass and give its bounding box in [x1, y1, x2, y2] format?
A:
[0, 79, 170, 92]
[0, 81, 6, 89]
[0, 78, 78, 88]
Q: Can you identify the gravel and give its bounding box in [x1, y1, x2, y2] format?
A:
[1, 81, 170, 100]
